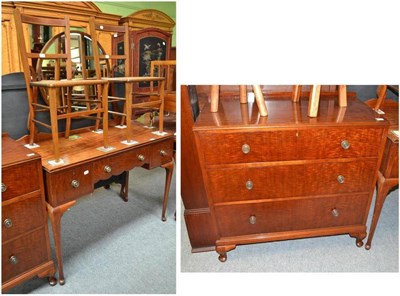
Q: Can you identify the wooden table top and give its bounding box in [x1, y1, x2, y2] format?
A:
[194, 96, 389, 130]
[2, 135, 41, 167]
[31, 122, 175, 172]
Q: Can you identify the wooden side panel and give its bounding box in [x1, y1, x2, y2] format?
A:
[181, 85, 209, 209]
[184, 209, 218, 251]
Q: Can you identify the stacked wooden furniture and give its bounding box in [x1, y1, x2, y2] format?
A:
[183, 86, 389, 261]
[13, 9, 110, 163]
[150, 60, 177, 113]
[89, 17, 166, 135]
[2, 135, 56, 291]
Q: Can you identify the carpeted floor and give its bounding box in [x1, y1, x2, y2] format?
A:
[6, 166, 176, 294]
[181, 189, 399, 273]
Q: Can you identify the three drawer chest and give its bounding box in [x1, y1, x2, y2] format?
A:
[1, 135, 56, 292]
[185, 94, 389, 261]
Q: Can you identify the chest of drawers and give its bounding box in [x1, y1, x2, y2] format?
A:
[188, 95, 388, 261]
[1, 136, 56, 292]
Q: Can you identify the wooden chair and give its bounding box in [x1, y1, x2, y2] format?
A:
[89, 17, 166, 142]
[14, 9, 110, 163]
[210, 85, 268, 116]
[292, 85, 347, 117]
[150, 60, 176, 113]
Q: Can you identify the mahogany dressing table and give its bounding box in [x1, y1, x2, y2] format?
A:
[28, 123, 174, 285]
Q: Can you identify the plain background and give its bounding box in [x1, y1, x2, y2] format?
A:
[176, 0, 399, 296]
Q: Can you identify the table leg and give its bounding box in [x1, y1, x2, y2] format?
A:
[46, 200, 76, 285]
[119, 171, 129, 202]
[161, 160, 174, 222]
[365, 172, 398, 250]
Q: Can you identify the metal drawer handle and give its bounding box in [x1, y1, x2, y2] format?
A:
[3, 218, 13, 228]
[9, 255, 18, 265]
[71, 180, 80, 188]
[242, 144, 250, 154]
[246, 180, 253, 190]
[331, 208, 340, 217]
[341, 140, 350, 150]
[137, 154, 145, 161]
[104, 165, 112, 173]
[1, 183, 6, 193]
[249, 215, 257, 225]
[160, 150, 167, 156]
[337, 175, 345, 184]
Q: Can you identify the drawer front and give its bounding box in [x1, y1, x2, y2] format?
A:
[2, 194, 45, 242]
[198, 128, 382, 165]
[208, 159, 377, 203]
[298, 128, 383, 160]
[92, 146, 148, 182]
[45, 163, 93, 206]
[198, 130, 298, 165]
[1, 161, 41, 201]
[214, 194, 369, 238]
[2, 228, 49, 282]
[146, 139, 174, 169]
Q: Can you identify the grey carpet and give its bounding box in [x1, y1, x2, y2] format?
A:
[7, 166, 176, 294]
[181, 189, 398, 272]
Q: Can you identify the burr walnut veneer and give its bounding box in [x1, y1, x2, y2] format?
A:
[187, 94, 388, 261]
[2, 136, 56, 292]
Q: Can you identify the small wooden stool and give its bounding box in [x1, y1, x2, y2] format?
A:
[292, 85, 347, 117]
[210, 85, 268, 116]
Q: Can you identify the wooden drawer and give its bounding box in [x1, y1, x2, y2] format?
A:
[208, 159, 377, 203]
[45, 163, 93, 207]
[92, 146, 149, 183]
[2, 194, 45, 242]
[145, 139, 174, 169]
[298, 128, 383, 160]
[214, 194, 369, 238]
[2, 228, 49, 282]
[197, 127, 383, 165]
[1, 161, 41, 201]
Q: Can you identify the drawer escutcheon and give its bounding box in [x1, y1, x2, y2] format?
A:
[1, 183, 6, 193]
[249, 215, 257, 225]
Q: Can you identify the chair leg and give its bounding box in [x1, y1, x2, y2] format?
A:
[292, 85, 302, 102]
[308, 85, 321, 118]
[239, 85, 247, 104]
[338, 85, 347, 107]
[252, 85, 268, 116]
[49, 88, 61, 162]
[158, 80, 165, 133]
[65, 87, 72, 139]
[210, 85, 220, 112]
